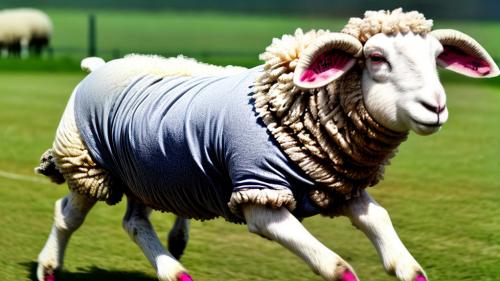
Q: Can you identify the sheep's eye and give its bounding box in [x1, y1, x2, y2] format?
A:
[369, 53, 387, 64]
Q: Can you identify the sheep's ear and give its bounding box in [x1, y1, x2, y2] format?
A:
[431, 29, 499, 78]
[294, 33, 362, 89]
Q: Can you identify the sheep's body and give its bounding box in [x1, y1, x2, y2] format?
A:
[37, 8, 499, 281]
[0, 8, 52, 56]
[50, 55, 248, 205]
[48, 36, 406, 224]
[61, 58, 324, 222]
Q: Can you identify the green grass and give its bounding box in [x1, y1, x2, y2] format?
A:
[1, 9, 499, 75]
[0, 69, 499, 281]
[21, 9, 500, 63]
[49, 10, 344, 55]
[2, 9, 500, 71]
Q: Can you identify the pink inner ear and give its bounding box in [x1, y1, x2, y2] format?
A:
[300, 50, 355, 84]
[437, 46, 491, 77]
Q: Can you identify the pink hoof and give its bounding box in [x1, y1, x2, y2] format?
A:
[45, 273, 55, 281]
[177, 272, 194, 281]
[342, 270, 358, 281]
[415, 275, 427, 281]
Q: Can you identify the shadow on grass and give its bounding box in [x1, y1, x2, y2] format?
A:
[23, 261, 157, 281]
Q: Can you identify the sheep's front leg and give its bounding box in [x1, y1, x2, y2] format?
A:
[20, 37, 30, 59]
[343, 190, 427, 281]
[122, 197, 193, 281]
[37, 191, 96, 281]
[242, 204, 359, 281]
[167, 217, 190, 260]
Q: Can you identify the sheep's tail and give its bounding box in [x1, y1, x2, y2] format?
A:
[80, 57, 106, 73]
[34, 148, 65, 184]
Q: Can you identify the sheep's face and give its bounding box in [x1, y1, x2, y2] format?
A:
[293, 30, 499, 135]
[362, 32, 447, 135]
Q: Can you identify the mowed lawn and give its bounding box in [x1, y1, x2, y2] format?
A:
[0, 8, 499, 281]
[0, 69, 499, 281]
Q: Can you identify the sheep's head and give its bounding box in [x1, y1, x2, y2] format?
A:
[293, 9, 499, 135]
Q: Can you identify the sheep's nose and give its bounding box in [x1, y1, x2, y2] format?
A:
[420, 101, 446, 114]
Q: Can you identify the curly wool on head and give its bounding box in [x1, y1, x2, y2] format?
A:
[341, 8, 433, 43]
[258, 29, 331, 70]
[258, 8, 434, 71]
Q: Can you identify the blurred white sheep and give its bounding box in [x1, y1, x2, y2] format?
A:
[0, 8, 52, 57]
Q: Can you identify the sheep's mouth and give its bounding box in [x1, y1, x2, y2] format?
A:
[409, 117, 443, 135]
[410, 118, 442, 128]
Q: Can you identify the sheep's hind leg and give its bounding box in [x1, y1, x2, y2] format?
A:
[37, 191, 96, 281]
[342, 190, 427, 281]
[242, 204, 359, 281]
[167, 217, 190, 260]
[123, 196, 193, 281]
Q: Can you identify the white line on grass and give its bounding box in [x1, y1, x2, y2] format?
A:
[0, 169, 48, 184]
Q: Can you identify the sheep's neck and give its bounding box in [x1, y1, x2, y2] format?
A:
[253, 67, 408, 215]
[307, 69, 408, 214]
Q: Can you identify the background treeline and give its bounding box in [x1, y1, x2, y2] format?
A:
[1, 0, 499, 20]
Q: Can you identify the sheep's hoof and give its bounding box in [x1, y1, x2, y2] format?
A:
[40, 268, 56, 281]
[333, 262, 358, 281]
[45, 273, 56, 281]
[415, 274, 427, 281]
[341, 270, 358, 281]
[37, 264, 58, 281]
[177, 272, 193, 281]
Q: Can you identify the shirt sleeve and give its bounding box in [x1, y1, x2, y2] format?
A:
[223, 100, 298, 218]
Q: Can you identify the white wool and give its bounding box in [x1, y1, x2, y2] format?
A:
[10, 8, 53, 38]
[342, 8, 433, 43]
[123, 54, 246, 76]
[259, 28, 330, 71]
[0, 11, 32, 44]
[0, 8, 52, 47]
[80, 57, 106, 73]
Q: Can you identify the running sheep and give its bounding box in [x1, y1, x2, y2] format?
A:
[35, 8, 499, 281]
[0, 8, 52, 57]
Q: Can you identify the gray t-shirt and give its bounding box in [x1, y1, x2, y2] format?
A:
[74, 66, 321, 222]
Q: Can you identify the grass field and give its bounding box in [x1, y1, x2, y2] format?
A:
[24, 9, 500, 63]
[3, 9, 500, 72]
[0, 8, 499, 281]
[56, 10, 500, 57]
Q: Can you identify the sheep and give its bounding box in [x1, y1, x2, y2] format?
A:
[0, 11, 31, 57]
[35, 8, 499, 281]
[0, 8, 52, 57]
